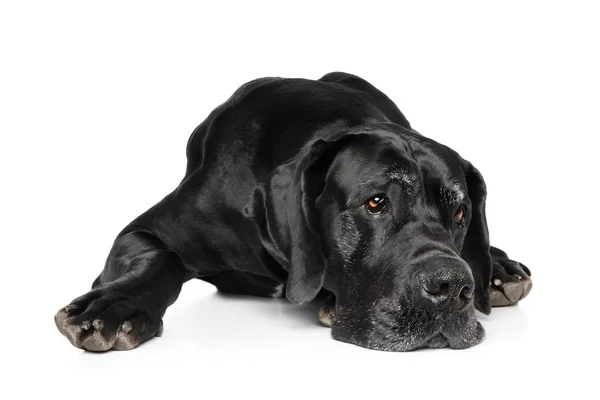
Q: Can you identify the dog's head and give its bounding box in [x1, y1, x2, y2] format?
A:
[245, 123, 491, 351]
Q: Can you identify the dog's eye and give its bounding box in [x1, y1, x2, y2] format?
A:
[454, 206, 466, 227]
[365, 195, 388, 214]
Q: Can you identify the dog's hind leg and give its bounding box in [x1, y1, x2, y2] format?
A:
[54, 231, 190, 351]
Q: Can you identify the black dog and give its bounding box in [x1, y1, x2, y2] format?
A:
[54, 72, 532, 351]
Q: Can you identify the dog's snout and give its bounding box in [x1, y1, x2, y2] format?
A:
[417, 266, 474, 311]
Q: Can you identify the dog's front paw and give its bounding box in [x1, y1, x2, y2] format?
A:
[54, 289, 163, 351]
[489, 247, 532, 307]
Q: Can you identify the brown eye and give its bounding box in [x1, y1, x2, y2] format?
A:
[454, 206, 466, 227]
[365, 195, 388, 214]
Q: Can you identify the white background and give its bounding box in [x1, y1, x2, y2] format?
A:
[1, 1, 598, 399]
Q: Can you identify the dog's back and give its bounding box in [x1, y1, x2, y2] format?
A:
[119, 74, 402, 276]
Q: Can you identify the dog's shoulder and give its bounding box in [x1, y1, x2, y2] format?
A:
[319, 72, 411, 129]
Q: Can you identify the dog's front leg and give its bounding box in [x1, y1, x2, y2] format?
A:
[489, 246, 532, 307]
[54, 231, 189, 351]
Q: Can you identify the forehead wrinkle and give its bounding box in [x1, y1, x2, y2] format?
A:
[413, 148, 467, 207]
[439, 180, 465, 205]
[386, 162, 418, 188]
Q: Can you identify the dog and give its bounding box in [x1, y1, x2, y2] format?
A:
[54, 72, 532, 352]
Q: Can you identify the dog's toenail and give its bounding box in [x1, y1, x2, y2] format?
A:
[64, 305, 78, 313]
[81, 321, 91, 330]
[318, 303, 336, 328]
[92, 320, 104, 330]
[122, 321, 133, 333]
[493, 279, 502, 286]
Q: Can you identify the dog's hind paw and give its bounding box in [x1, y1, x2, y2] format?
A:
[318, 295, 336, 327]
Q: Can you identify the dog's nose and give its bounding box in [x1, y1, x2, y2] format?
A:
[417, 266, 474, 311]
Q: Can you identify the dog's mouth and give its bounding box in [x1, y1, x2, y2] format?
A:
[321, 298, 485, 352]
[422, 333, 450, 349]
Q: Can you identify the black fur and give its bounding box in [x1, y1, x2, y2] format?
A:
[54, 72, 529, 352]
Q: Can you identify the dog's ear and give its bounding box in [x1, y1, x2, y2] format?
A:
[461, 162, 493, 315]
[243, 138, 341, 305]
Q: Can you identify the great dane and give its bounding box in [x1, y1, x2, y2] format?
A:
[54, 72, 532, 351]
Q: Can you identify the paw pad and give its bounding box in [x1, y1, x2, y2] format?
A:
[490, 276, 532, 307]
